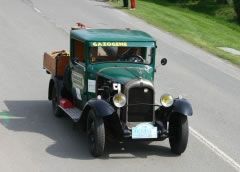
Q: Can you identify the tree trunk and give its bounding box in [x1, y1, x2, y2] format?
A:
[233, 0, 240, 22]
[216, 0, 227, 4]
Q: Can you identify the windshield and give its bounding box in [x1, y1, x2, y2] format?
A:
[90, 46, 153, 64]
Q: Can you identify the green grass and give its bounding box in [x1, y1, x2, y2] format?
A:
[110, 0, 240, 66]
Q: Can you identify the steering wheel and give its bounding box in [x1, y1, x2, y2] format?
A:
[128, 55, 145, 63]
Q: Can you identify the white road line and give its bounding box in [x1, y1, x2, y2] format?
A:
[33, 7, 41, 13]
[190, 127, 240, 172]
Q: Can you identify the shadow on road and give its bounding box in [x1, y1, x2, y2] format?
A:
[103, 142, 175, 159]
[1, 100, 176, 160]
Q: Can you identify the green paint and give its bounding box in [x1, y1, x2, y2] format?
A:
[71, 29, 155, 42]
[88, 63, 154, 84]
[0, 111, 11, 119]
[0, 111, 10, 125]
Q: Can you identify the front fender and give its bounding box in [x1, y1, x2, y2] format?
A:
[84, 99, 115, 117]
[48, 79, 54, 100]
[79, 99, 116, 131]
[172, 98, 193, 116]
[48, 76, 63, 100]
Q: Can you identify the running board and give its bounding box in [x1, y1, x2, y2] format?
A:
[59, 105, 82, 122]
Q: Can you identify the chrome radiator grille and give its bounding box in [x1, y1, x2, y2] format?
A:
[127, 87, 154, 122]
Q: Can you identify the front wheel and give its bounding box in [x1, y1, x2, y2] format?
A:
[169, 114, 189, 155]
[87, 110, 105, 157]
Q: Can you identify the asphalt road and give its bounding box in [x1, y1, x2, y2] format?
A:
[0, 0, 240, 171]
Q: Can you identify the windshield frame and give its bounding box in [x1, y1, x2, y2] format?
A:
[88, 41, 156, 65]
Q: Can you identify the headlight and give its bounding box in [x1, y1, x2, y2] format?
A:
[113, 93, 126, 108]
[160, 94, 174, 107]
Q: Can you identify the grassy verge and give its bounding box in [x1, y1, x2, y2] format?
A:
[110, 0, 240, 66]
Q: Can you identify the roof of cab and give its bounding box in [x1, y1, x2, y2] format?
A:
[70, 29, 155, 42]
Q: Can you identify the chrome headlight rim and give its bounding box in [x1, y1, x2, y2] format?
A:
[113, 93, 126, 108]
[160, 93, 174, 108]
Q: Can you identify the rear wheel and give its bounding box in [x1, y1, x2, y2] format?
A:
[51, 86, 64, 117]
[169, 114, 189, 155]
[87, 110, 105, 157]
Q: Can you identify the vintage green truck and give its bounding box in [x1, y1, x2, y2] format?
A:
[43, 24, 193, 157]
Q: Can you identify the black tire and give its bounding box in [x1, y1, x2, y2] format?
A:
[87, 110, 105, 157]
[51, 86, 64, 117]
[169, 114, 189, 155]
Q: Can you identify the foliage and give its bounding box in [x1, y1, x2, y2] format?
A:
[216, 0, 228, 4]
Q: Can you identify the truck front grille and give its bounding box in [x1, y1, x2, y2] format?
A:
[128, 87, 154, 122]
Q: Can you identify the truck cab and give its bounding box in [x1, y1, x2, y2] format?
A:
[68, 29, 156, 109]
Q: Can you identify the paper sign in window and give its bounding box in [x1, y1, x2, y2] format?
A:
[88, 80, 96, 93]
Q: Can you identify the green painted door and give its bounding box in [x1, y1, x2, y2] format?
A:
[71, 62, 87, 109]
[71, 39, 87, 109]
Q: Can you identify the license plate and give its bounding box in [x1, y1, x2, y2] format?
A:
[132, 123, 157, 139]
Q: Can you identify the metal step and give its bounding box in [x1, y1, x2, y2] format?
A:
[59, 106, 82, 122]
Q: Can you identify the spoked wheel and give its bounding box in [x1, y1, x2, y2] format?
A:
[51, 86, 64, 117]
[87, 110, 105, 157]
[169, 114, 189, 155]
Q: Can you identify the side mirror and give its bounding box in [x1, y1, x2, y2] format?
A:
[161, 58, 167, 65]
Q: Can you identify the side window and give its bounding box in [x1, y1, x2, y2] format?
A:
[72, 40, 84, 63]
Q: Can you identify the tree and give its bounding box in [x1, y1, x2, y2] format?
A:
[233, 0, 240, 22]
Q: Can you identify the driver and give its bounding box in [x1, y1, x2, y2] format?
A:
[119, 48, 142, 61]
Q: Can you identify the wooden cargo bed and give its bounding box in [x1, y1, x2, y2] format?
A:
[43, 50, 69, 77]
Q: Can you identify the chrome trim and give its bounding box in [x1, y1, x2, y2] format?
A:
[124, 79, 155, 125]
[75, 62, 86, 71]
